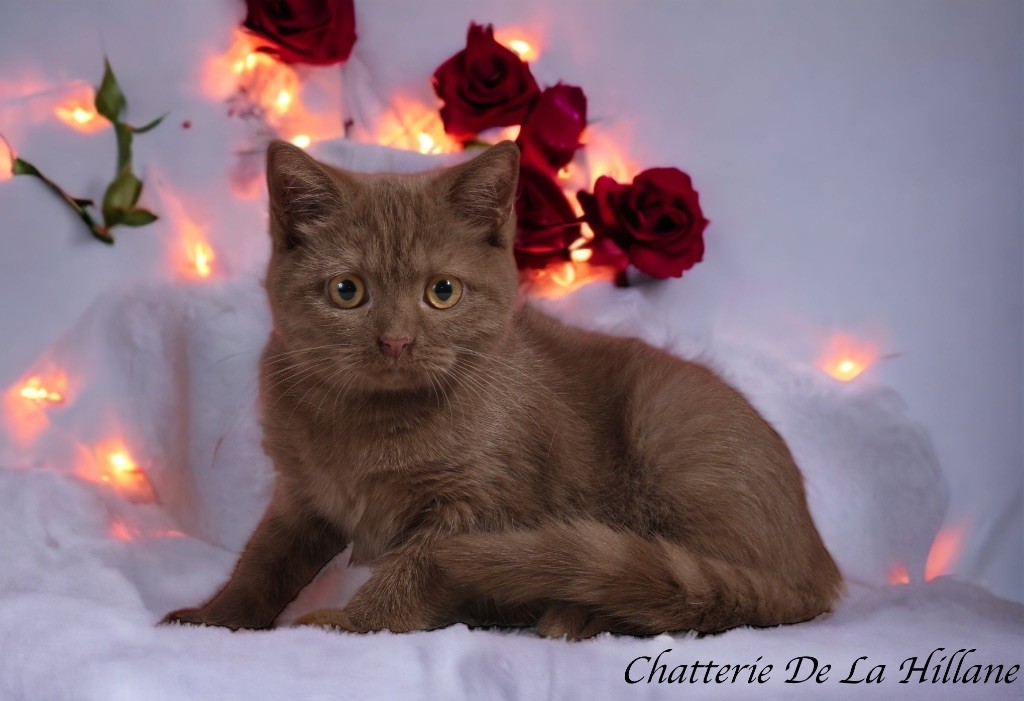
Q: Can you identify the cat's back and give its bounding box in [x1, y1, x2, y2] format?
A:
[512, 304, 718, 398]
[512, 304, 790, 457]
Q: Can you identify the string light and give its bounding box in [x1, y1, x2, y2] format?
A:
[54, 97, 104, 133]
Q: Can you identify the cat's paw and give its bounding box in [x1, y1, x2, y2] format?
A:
[536, 604, 604, 640]
[293, 608, 362, 632]
[160, 607, 215, 627]
[158, 607, 253, 631]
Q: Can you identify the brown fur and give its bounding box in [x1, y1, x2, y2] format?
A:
[161, 140, 841, 638]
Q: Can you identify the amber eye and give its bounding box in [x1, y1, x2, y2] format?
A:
[327, 275, 367, 309]
[425, 275, 463, 309]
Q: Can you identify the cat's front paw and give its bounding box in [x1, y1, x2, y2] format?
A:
[293, 608, 364, 633]
[160, 607, 215, 627]
[158, 606, 254, 631]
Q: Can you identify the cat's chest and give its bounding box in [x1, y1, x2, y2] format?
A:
[299, 412, 469, 554]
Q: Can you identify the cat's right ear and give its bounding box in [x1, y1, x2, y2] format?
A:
[266, 141, 348, 251]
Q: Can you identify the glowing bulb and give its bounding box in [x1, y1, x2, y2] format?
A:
[275, 89, 292, 112]
[819, 335, 878, 382]
[417, 132, 437, 154]
[109, 451, 137, 475]
[18, 377, 64, 404]
[826, 357, 866, 382]
[557, 166, 572, 180]
[550, 262, 577, 288]
[55, 101, 104, 133]
[290, 134, 312, 148]
[508, 39, 533, 60]
[191, 242, 214, 278]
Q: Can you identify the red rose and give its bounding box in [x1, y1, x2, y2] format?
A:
[516, 84, 587, 171]
[243, 0, 357, 66]
[433, 23, 541, 141]
[514, 165, 581, 269]
[578, 168, 708, 280]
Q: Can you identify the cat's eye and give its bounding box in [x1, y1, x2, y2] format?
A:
[425, 275, 463, 309]
[327, 274, 367, 309]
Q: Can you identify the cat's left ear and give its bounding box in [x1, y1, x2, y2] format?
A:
[442, 140, 520, 247]
[266, 141, 352, 251]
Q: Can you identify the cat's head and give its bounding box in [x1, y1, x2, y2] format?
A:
[263, 140, 521, 394]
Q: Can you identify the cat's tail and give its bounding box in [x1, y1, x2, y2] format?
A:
[434, 519, 841, 634]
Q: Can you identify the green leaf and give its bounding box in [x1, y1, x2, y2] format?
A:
[102, 168, 142, 225]
[92, 226, 115, 245]
[131, 113, 166, 134]
[115, 122, 133, 173]
[118, 208, 158, 227]
[95, 58, 126, 122]
[11, 158, 41, 177]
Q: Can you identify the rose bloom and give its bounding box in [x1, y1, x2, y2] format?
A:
[433, 23, 541, 141]
[514, 165, 581, 269]
[243, 0, 357, 66]
[578, 168, 708, 281]
[517, 84, 587, 171]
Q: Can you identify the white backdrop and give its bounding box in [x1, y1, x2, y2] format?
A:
[0, 0, 1020, 601]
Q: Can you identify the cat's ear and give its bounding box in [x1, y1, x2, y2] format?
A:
[266, 141, 350, 251]
[443, 140, 520, 247]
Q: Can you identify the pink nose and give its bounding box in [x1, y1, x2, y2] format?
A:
[379, 335, 413, 358]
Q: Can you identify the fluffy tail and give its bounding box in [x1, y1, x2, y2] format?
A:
[435, 520, 840, 634]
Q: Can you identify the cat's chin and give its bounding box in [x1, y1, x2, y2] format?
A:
[363, 365, 432, 392]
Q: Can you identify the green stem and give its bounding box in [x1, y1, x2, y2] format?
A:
[12, 158, 113, 244]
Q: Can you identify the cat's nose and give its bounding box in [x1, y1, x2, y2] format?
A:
[378, 335, 413, 359]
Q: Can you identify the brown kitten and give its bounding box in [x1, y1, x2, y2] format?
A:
[161, 140, 841, 638]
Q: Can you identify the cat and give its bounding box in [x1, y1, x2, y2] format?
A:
[161, 140, 841, 638]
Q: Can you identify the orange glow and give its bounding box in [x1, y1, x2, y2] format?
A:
[190, 241, 215, 278]
[0, 139, 12, 183]
[569, 247, 593, 263]
[495, 28, 541, 62]
[155, 528, 186, 538]
[818, 335, 879, 382]
[417, 132, 439, 155]
[18, 376, 65, 405]
[80, 440, 154, 502]
[926, 526, 964, 581]
[159, 187, 217, 279]
[375, 94, 458, 156]
[109, 517, 184, 542]
[206, 32, 299, 108]
[274, 89, 293, 113]
[54, 89, 105, 134]
[888, 563, 911, 585]
[527, 260, 617, 298]
[583, 127, 638, 184]
[4, 369, 68, 444]
[109, 517, 138, 542]
[205, 31, 341, 178]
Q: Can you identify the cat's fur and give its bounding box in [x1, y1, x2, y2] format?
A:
[162, 141, 841, 638]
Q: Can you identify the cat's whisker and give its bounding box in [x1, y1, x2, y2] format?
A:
[455, 346, 583, 422]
